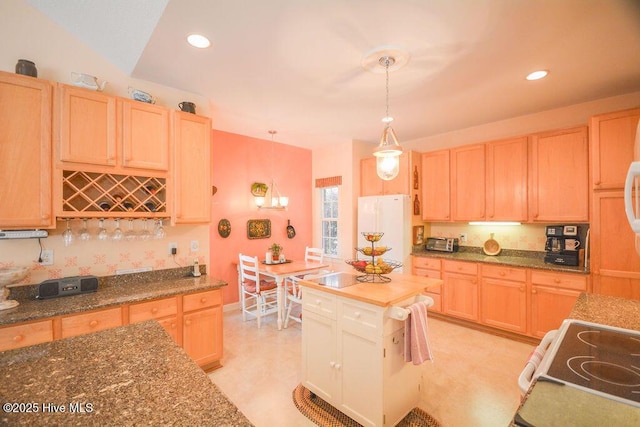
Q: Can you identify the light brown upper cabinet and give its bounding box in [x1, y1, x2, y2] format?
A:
[0, 71, 54, 229]
[56, 84, 170, 173]
[451, 144, 485, 221]
[173, 111, 211, 224]
[486, 136, 528, 221]
[120, 99, 170, 171]
[360, 152, 413, 196]
[421, 150, 450, 221]
[590, 108, 640, 191]
[56, 84, 117, 167]
[529, 126, 589, 222]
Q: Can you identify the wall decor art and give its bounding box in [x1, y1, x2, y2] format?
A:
[218, 219, 231, 238]
[247, 219, 271, 239]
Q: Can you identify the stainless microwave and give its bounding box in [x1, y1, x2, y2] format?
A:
[425, 237, 459, 253]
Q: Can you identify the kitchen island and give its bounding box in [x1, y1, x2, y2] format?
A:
[298, 271, 442, 427]
[0, 320, 252, 426]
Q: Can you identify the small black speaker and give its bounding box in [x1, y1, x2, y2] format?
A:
[37, 281, 59, 299]
[80, 276, 98, 292]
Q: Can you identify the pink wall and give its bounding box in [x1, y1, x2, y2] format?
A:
[209, 130, 312, 304]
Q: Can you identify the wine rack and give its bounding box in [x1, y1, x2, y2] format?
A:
[61, 170, 167, 217]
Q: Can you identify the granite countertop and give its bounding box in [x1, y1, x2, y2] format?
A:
[568, 292, 640, 331]
[412, 246, 589, 274]
[0, 267, 227, 327]
[0, 320, 252, 426]
[299, 271, 443, 306]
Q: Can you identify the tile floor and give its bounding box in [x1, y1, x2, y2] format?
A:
[208, 310, 535, 427]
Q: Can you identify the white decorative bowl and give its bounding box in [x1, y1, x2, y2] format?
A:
[0, 266, 29, 286]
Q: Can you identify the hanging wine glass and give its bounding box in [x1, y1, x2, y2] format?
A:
[62, 218, 74, 247]
[79, 218, 91, 242]
[125, 219, 137, 241]
[97, 219, 108, 241]
[139, 219, 151, 241]
[111, 219, 124, 242]
[154, 218, 166, 240]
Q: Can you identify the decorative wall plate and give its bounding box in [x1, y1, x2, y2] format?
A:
[247, 219, 271, 239]
[218, 219, 231, 238]
[251, 182, 268, 197]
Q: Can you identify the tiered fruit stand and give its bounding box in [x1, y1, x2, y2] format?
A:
[346, 232, 402, 283]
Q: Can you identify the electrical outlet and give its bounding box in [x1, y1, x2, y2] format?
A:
[168, 242, 178, 255]
[40, 249, 54, 266]
[190, 240, 199, 252]
[460, 233, 467, 243]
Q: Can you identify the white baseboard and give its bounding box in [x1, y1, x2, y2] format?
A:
[223, 302, 240, 312]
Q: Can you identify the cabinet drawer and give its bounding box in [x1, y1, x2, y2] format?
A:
[413, 267, 442, 280]
[413, 257, 441, 271]
[302, 288, 336, 319]
[530, 270, 588, 291]
[0, 320, 53, 351]
[443, 260, 478, 275]
[482, 265, 526, 282]
[129, 297, 178, 323]
[340, 300, 380, 339]
[61, 307, 123, 339]
[183, 289, 222, 312]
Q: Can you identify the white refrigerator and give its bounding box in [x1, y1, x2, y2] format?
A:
[357, 194, 412, 273]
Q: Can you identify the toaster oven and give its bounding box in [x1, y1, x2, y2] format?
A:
[425, 237, 459, 253]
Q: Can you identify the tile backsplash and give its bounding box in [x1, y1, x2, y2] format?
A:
[428, 223, 550, 251]
[0, 219, 210, 286]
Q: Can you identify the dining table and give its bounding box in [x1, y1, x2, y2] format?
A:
[255, 259, 330, 330]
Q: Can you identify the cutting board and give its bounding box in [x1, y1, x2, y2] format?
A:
[514, 377, 640, 426]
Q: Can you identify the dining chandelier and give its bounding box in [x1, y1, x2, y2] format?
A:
[256, 130, 289, 210]
[373, 56, 403, 181]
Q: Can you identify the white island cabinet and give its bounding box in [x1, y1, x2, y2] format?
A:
[299, 272, 441, 427]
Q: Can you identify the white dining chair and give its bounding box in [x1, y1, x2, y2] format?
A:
[238, 254, 278, 328]
[284, 247, 329, 328]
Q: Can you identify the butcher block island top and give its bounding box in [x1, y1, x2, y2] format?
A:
[297, 271, 442, 306]
[0, 320, 252, 426]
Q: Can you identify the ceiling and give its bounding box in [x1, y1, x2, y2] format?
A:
[28, 0, 640, 150]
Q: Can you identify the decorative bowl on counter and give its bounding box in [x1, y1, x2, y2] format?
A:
[0, 266, 29, 310]
[362, 232, 383, 242]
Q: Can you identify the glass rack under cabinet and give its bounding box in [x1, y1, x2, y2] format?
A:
[61, 170, 167, 217]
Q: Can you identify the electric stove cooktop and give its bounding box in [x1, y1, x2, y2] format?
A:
[543, 320, 640, 407]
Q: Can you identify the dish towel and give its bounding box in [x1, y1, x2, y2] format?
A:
[404, 300, 434, 365]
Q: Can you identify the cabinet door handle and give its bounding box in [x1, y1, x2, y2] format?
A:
[315, 300, 321, 305]
[13, 334, 24, 342]
[554, 278, 561, 284]
[151, 307, 159, 314]
[334, 364, 341, 370]
[532, 289, 537, 294]
[354, 311, 361, 318]
[200, 298, 207, 304]
[499, 271, 506, 276]
[329, 361, 335, 368]
[185, 320, 192, 326]
[89, 320, 98, 327]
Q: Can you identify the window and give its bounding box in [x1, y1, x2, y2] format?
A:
[320, 186, 338, 256]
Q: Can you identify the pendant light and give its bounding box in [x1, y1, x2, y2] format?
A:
[257, 130, 288, 210]
[373, 56, 403, 181]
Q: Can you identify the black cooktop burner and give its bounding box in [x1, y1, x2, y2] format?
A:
[546, 322, 640, 405]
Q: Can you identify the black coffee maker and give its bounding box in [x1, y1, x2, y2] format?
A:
[544, 225, 581, 266]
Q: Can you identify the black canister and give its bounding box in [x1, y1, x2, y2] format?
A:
[15, 59, 37, 77]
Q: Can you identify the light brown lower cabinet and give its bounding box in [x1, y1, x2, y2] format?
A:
[0, 289, 223, 371]
[442, 260, 479, 321]
[480, 265, 527, 334]
[183, 290, 223, 369]
[412, 256, 590, 339]
[411, 257, 442, 312]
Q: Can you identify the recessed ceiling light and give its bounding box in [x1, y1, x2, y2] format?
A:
[526, 70, 548, 81]
[187, 34, 211, 49]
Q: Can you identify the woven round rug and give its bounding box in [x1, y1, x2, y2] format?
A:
[292, 384, 441, 427]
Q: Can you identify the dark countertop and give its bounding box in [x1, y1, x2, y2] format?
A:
[412, 246, 589, 274]
[0, 320, 253, 426]
[0, 267, 227, 327]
